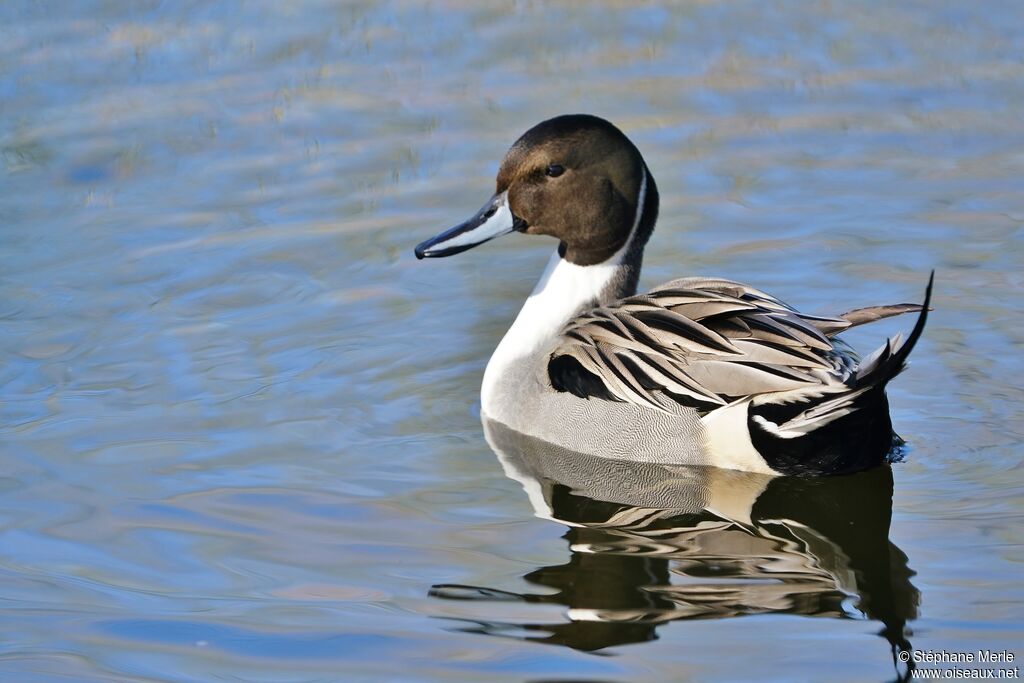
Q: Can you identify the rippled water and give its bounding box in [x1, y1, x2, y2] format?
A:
[2, 2, 1023, 681]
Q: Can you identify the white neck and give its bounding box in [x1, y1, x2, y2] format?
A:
[480, 251, 628, 410]
[480, 167, 648, 413]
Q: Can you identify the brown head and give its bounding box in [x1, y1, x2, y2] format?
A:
[415, 114, 659, 267]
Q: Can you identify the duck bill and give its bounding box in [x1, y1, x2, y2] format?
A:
[415, 191, 521, 259]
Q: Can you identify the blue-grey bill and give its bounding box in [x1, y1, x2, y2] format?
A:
[415, 191, 516, 259]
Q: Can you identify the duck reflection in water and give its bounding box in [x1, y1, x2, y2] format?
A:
[430, 419, 920, 681]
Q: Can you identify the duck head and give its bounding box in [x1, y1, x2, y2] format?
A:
[415, 114, 659, 267]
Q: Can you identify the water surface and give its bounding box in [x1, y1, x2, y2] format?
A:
[2, 2, 1023, 681]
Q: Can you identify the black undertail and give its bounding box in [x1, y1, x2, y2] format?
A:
[749, 390, 897, 476]
[749, 272, 934, 476]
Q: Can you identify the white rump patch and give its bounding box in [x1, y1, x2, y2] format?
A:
[700, 402, 778, 475]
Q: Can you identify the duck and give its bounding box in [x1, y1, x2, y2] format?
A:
[414, 114, 932, 476]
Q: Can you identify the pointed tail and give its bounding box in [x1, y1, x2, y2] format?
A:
[853, 271, 934, 389]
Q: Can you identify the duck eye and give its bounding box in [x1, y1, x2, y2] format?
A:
[545, 164, 565, 178]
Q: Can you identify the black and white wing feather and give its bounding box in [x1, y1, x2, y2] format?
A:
[547, 278, 862, 414]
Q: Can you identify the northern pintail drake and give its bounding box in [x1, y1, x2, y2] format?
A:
[415, 114, 932, 476]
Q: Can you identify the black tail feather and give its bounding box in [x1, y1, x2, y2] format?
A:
[748, 272, 934, 476]
[855, 271, 934, 389]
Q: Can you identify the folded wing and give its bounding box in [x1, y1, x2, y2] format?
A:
[547, 278, 861, 414]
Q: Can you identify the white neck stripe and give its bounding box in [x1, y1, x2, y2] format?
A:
[628, 164, 648, 248]
[481, 161, 650, 413]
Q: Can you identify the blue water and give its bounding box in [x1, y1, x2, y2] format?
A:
[2, 2, 1023, 681]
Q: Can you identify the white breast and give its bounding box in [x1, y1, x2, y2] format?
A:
[480, 167, 648, 419]
[481, 252, 624, 415]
